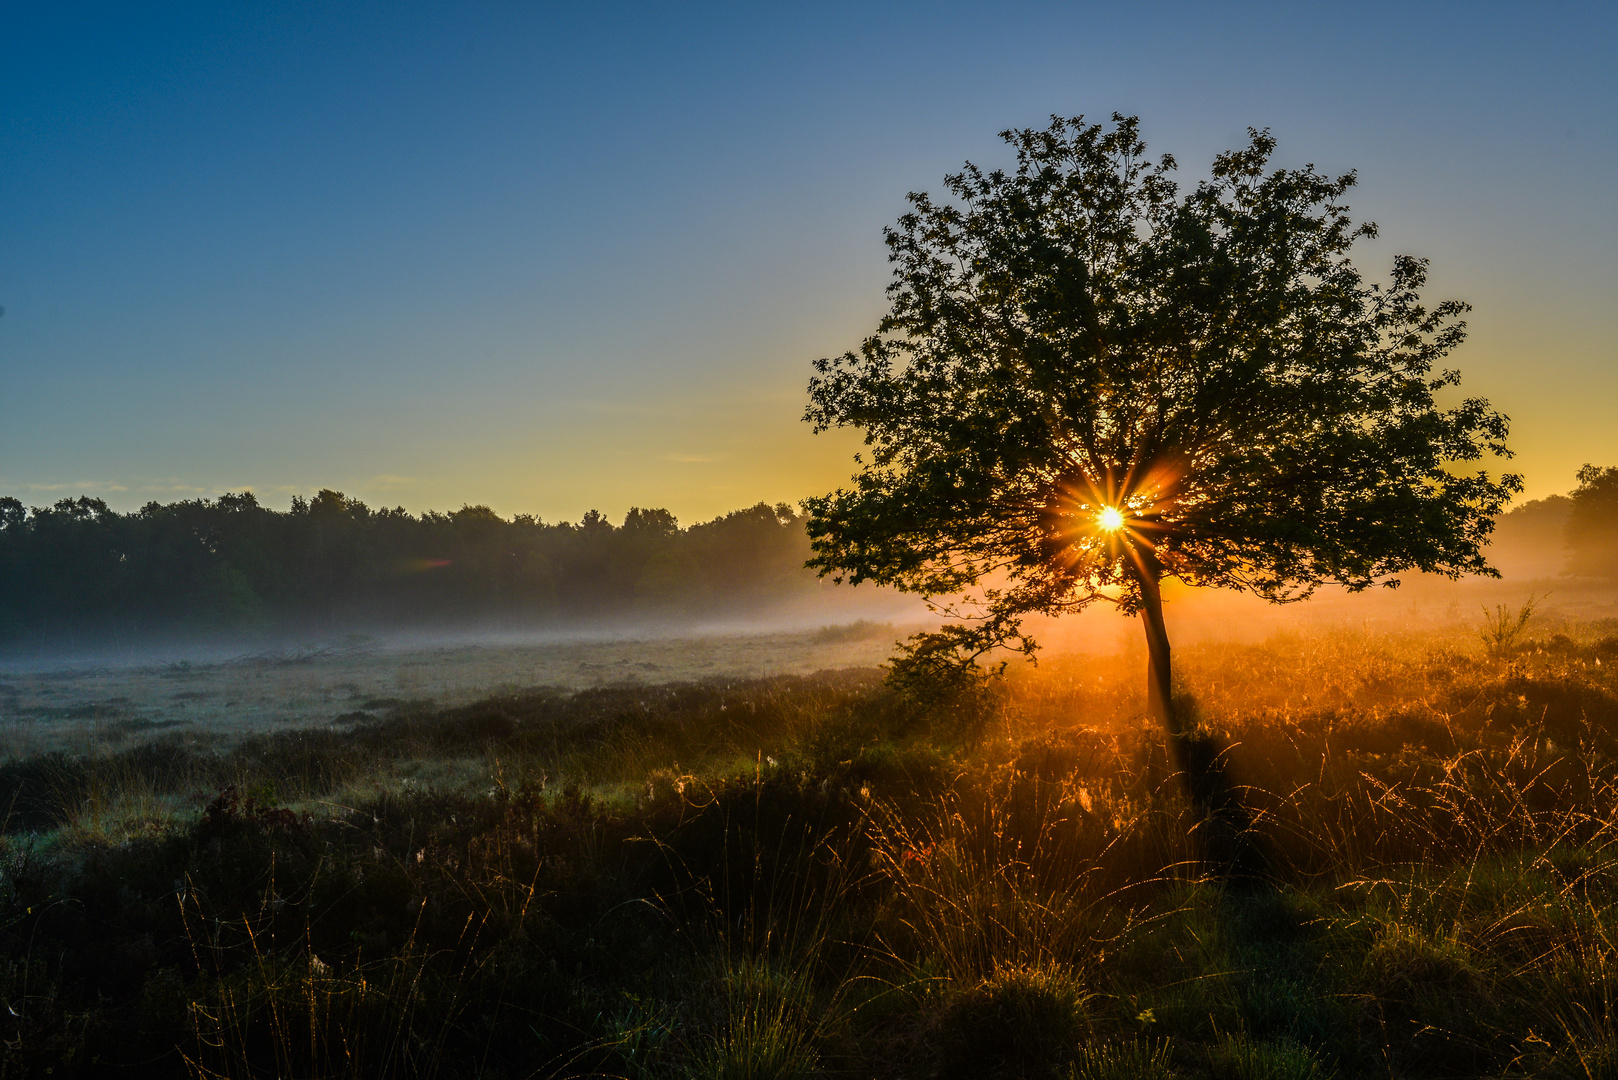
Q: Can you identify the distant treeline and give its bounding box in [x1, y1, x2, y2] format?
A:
[5, 464, 1614, 649]
[0, 490, 825, 647]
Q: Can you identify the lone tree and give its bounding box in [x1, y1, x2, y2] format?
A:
[805, 115, 1519, 732]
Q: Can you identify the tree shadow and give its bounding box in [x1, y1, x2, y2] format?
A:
[1166, 718, 1273, 885]
[1160, 711, 1353, 1071]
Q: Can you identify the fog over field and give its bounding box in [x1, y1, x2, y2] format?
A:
[4, 508, 1611, 760]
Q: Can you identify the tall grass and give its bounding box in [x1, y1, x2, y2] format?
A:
[1, 620, 1617, 1076]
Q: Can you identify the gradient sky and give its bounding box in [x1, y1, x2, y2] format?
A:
[3, 2, 1614, 524]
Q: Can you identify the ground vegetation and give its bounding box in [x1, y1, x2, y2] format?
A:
[2, 618, 1618, 1077]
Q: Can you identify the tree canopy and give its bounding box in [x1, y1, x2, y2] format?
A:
[1566, 464, 1618, 576]
[805, 114, 1519, 720]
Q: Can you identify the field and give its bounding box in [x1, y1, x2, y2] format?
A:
[3, 602, 1618, 1078]
[0, 625, 911, 760]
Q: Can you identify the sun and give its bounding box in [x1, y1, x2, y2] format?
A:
[1097, 506, 1126, 532]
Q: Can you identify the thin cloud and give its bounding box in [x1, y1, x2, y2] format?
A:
[136, 481, 214, 495]
[8, 481, 129, 493]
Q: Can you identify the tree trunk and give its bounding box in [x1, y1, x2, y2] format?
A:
[1137, 559, 1176, 733]
[1137, 558, 1266, 877]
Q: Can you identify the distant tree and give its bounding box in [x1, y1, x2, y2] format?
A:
[805, 114, 1520, 731]
[1566, 465, 1618, 577]
[623, 507, 680, 538]
[0, 498, 22, 641]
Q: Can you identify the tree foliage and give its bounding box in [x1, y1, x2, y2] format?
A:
[805, 114, 1519, 688]
[1566, 464, 1618, 576]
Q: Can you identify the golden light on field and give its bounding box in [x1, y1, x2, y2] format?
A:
[1097, 506, 1126, 532]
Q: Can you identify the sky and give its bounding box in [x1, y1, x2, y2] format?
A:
[3, 1, 1615, 525]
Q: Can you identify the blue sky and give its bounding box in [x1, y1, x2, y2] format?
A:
[3, 2, 1614, 521]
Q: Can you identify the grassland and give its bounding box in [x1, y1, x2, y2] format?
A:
[3, 609, 1618, 1078]
[0, 624, 909, 759]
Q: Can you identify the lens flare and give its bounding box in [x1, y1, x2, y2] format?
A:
[1097, 506, 1126, 532]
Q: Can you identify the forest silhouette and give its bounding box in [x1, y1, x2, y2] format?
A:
[0, 490, 820, 648]
[2, 469, 1614, 656]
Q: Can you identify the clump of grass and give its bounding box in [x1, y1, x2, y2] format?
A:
[1070, 1038, 1176, 1080]
[1481, 594, 1542, 657]
[1202, 1032, 1329, 1080]
[182, 931, 462, 1079]
[864, 754, 1156, 990]
[929, 962, 1091, 1078]
[1361, 923, 1482, 1000]
[682, 958, 822, 1080]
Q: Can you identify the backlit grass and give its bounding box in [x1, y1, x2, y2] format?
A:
[1, 618, 1617, 1076]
